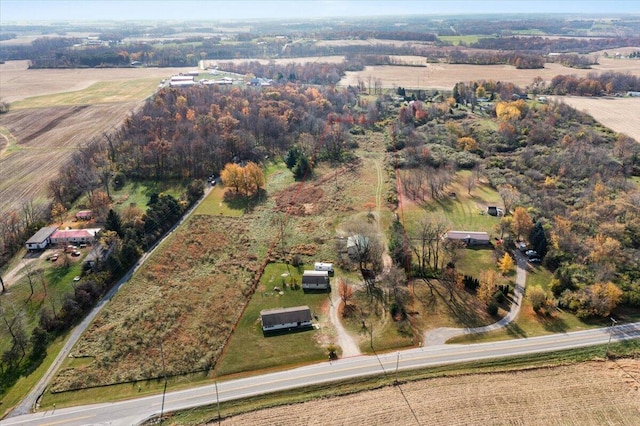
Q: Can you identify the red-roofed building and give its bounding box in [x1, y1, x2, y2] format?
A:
[50, 228, 100, 245]
[75, 210, 93, 220]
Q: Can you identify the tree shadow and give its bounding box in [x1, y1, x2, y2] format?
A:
[504, 322, 527, 338]
[539, 313, 570, 333]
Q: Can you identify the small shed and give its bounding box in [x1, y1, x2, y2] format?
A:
[302, 270, 330, 292]
[260, 306, 313, 333]
[445, 231, 491, 246]
[75, 210, 93, 220]
[25, 227, 58, 250]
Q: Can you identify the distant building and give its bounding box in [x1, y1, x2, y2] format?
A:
[25, 227, 58, 250]
[260, 306, 313, 333]
[445, 231, 491, 246]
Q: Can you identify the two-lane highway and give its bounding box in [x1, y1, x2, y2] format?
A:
[3, 322, 639, 426]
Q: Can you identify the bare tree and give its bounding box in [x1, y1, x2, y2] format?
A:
[0, 275, 5, 294]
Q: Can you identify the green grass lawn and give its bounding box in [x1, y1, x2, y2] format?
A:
[193, 185, 245, 217]
[215, 263, 330, 377]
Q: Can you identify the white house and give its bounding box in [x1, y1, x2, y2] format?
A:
[25, 227, 58, 250]
[260, 306, 313, 333]
[445, 231, 491, 246]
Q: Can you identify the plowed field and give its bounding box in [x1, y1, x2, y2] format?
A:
[218, 359, 640, 425]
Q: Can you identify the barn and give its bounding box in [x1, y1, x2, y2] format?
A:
[302, 270, 330, 292]
[260, 306, 313, 333]
[25, 227, 58, 251]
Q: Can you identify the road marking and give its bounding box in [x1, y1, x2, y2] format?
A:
[39, 414, 94, 426]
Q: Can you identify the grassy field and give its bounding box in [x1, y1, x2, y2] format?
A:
[438, 35, 485, 45]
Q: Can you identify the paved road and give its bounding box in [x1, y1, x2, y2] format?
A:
[3, 322, 639, 426]
[7, 186, 213, 418]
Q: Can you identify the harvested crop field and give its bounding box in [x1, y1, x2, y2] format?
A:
[218, 359, 640, 425]
[551, 96, 640, 142]
[339, 57, 640, 90]
[0, 102, 139, 214]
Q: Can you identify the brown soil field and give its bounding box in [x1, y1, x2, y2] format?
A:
[0, 60, 189, 103]
[550, 96, 640, 142]
[0, 60, 191, 216]
[339, 57, 640, 90]
[218, 359, 640, 425]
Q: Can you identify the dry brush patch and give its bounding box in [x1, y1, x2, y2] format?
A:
[51, 215, 260, 392]
[217, 360, 640, 425]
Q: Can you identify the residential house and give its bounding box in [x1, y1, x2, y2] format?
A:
[445, 231, 491, 246]
[25, 227, 58, 250]
[302, 270, 330, 292]
[50, 228, 101, 245]
[260, 306, 313, 333]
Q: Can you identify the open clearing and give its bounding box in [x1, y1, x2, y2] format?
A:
[550, 96, 640, 142]
[218, 359, 640, 425]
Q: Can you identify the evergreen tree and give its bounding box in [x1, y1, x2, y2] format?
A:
[105, 209, 123, 237]
[529, 221, 548, 258]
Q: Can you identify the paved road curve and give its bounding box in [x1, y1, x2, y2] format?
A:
[3, 322, 639, 426]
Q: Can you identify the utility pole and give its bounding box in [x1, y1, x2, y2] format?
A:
[605, 317, 618, 358]
[215, 378, 221, 425]
[159, 341, 168, 423]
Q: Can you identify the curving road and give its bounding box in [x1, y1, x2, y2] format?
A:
[3, 322, 639, 426]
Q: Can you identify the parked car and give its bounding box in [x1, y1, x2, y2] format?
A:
[518, 242, 527, 251]
[525, 250, 538, 258]
[71, 250, 81, 257]
[50, 254, 59, 262]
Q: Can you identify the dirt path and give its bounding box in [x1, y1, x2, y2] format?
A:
[328, 289, 361, 357]
[423, 252, 528, 346]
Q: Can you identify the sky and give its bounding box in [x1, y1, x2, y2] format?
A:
[1, 0, 639, 22]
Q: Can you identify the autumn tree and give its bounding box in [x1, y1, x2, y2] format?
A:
[512, 207, 533, 241]
[221, 163, 243, 193]
[457, 136, 478, 151]
[51, 202, 67, 224]
[528, 285, 551, 314]
[242, 161, 265, 195]
[338, 278, 354, 314]
[478, 270, 499, 305]
[498, 253, 515, 275]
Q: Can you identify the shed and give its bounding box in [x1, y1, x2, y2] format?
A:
[25, 227, 58, 250]
[445, 231, 491, 246]
[260, 306, 313, 333]
[75, 210, 93, 220]
[302, 270, 330, 291]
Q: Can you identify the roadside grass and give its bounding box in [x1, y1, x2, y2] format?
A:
[150, 340, 640, 426]
[215, 263, 329, 376]
[10, 79, 162, 109]
[341, 288, 415, 354]
[0, 334, 68, 417]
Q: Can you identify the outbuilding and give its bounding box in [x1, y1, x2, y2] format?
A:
[25, 227, 58, 251]
[302, 270, 330, 292]
[260, 306, 313, 333]
[445, 231, 491, 246]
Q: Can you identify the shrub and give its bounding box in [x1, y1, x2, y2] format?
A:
[487, 301, 499, 316]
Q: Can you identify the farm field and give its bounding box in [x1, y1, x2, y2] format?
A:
[217, 359, 640, 425]
[339, 56, 640, 90]
[550, 96, 640, 142]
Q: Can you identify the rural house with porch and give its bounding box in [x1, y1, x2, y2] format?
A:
[260, 306, 313, 333]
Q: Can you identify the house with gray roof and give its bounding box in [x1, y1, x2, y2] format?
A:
[260, 306, 313, 333]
